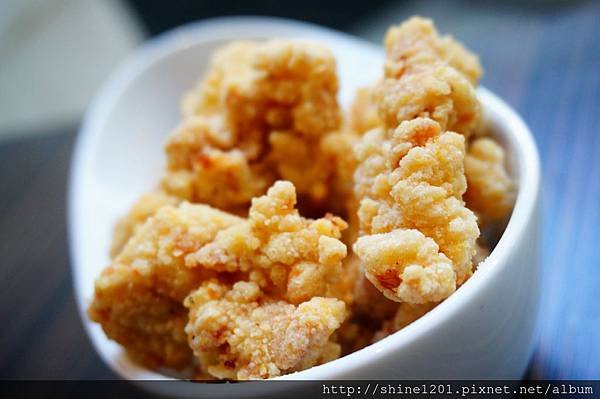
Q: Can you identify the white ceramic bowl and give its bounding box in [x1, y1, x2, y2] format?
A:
[69, 16, 541, 396]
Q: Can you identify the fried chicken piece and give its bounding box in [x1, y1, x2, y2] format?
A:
[89, 203, 243, 369]
[185, 280, 345, 380]
[91, 179, 349, 372]
[351, 17, 483, 304]
[109, 192, 180, 258]
[162, 40, 344, 211]
[465, 137, 515, 222]
[185, 181, 348, 304]
[383, 16, 482, 85]
[376, 17, 482, 138]
[353, 118, 479, 303]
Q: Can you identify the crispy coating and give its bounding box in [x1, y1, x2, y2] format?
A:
[350, 86, 382, 134]
[110, 192, 180, 258]
[162, 40, 344, 211]
[89, 204, 243, 369]
[351, 17, 483, 305]
[184, 279, 345, 379]
[353, 118, 479, 303]
[377, 17, 482, 137]
[383, 16, 482, 85]
[355, 230, 455, 304]
[465, 137, 515, 221]
[185, 181, 348, 304]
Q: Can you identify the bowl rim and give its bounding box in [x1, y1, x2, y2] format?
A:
[68, 15, 541, 382]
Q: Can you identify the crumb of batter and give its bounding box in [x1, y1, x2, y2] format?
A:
[162, 40, 344, 211]
[184, 279, 345, 380]
[383, 16, 482, 85]
[89, 203, 243, 369]
[185, 181, 348, 304]
[465, 137, 515, 222]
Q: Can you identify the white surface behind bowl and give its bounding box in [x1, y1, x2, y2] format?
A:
[69, 16, 541, 397]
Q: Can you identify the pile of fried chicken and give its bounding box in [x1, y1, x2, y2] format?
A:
[88, 17, 515, 380]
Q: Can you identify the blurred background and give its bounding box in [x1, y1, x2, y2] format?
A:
[0, 0, 598, 380]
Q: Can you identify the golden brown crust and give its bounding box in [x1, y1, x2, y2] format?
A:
[185, 279, 345, 379]
[184, 181, 348, 304]
[355, 229, 456, 304]
[465, 137, 515, 222]
[90, 181, 349, 374]
[383, 16, 482, 85]
[162, 40, 345, 211]
[89, 204, 243, 369]
[350, 86, 382, 134]
[377, 16, 482, 138]
[352, 16, 483, 304]
[110, 192, 181, 258]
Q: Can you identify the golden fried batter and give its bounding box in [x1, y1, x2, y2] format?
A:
[185, 181, 348, 304]
[162, 40, 344, 211]
[185, 279, 345, 379]
[110, 192, 180, 258]
[351, 17, 483, 304]
[383, 16, 482, 85]
[355, 229, 456, 304]
[89, 204, 243, 369]
[465, 137, 515, 222]
[90, 181, 348, 372]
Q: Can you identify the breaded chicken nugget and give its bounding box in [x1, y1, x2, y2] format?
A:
[89, 204, 243, 369]
[163, 40, 344, 211]
[185, 181, 348, 304]
[353, 118, 479, 303]
[90, 180, 348, 371]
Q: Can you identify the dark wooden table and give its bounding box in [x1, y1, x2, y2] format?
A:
[0, 0, 598, 382]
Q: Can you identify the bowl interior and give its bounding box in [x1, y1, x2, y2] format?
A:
[69, 16, 538, 389]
